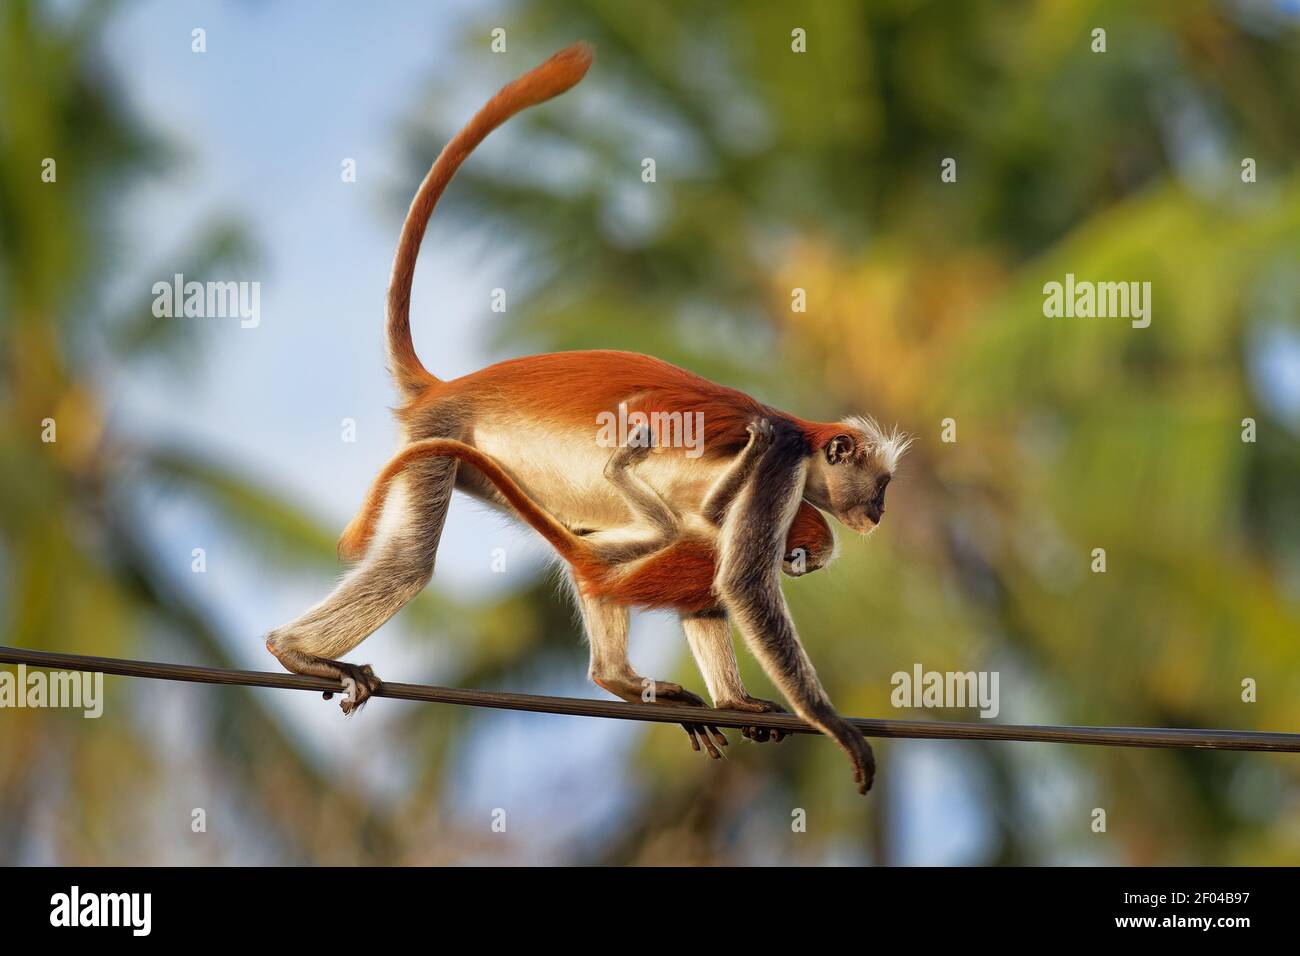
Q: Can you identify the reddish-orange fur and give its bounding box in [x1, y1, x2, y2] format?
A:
[340, 438, 834, 614]
[599, 544, 721, 615]
[388, 43, 595, 396]
[399, 349, 848, 460]
[787, 500, 835, 564]
[383, 42, 863, 483]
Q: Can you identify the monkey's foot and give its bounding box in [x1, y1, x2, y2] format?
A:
[650, 682, 730, 760]
[593, 674, 729, 759]
[332, 662, 383, 715]
[717, 695, 788, 743]
[266, 643, 382, 716]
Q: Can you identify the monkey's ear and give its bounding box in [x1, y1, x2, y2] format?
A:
[825, 434, 855, 465]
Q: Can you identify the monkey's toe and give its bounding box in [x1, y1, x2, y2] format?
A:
[336, 661, 383, 715]
[596, 677, 730, 758]
[683, 723, 728, 759]
[653, 683, 728, 757]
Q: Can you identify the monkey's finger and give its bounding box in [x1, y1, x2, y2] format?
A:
[692, 724, 723, 759]
[697, 726, 722, 759]
[683, 724, 702, 753]
[706, 725, 728, 749]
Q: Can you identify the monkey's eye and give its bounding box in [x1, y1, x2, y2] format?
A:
[825, 434, 855, 465]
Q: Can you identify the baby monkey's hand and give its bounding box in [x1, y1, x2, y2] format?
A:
[745, 417, 774, 452]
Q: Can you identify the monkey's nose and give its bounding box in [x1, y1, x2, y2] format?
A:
[865, 501, 883, 524]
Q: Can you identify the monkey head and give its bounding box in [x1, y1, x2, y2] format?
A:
[803, 416, 911, 535]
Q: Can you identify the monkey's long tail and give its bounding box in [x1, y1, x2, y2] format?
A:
[387, 42, 594, 397]
[339, 438, 592, 567]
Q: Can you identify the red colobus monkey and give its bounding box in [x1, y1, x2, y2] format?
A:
[335, 421, 837, 754]
[266, 43, 909, 793]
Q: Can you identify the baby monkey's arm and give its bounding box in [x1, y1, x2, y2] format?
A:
[701, 417, 774, 526]
[602, 425, 682, 540]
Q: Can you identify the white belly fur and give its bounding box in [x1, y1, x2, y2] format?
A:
[470, 417, 727, 531]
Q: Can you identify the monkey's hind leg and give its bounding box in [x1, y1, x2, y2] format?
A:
[576, 590, 729, 758]
[266, 453, 457, 715]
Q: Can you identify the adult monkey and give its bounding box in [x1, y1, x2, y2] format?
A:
[266, 43, 908, 793]
[335, 421, 839, 755]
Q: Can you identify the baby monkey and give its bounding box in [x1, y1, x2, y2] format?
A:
[323, 419, 837, 756]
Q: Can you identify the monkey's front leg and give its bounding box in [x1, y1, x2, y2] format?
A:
[576, 590, 729, 758]
[716, 424, 875, 793]
[681, 609, 787, 744]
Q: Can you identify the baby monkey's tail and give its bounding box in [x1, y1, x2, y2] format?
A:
[338, 438, 590, 567]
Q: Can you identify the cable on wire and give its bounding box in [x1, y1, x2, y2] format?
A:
[2, 645, 1299, 752]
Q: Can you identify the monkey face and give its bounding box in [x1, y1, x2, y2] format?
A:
[804, 418, 910, 535]
[819, 462, 890, 534]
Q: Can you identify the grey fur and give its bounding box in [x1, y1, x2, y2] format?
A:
[715, 418, 876, 791]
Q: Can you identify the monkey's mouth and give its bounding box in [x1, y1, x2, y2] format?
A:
[842, 504, 881, 534]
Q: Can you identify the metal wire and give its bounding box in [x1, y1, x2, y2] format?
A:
[2, 645, 1298, 752]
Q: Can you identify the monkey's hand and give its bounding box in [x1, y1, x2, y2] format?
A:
[717, 695, 789, 743]
[745, 417, 774, 453]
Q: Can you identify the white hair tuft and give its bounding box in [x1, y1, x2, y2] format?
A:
[843, 416, 913, 473]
